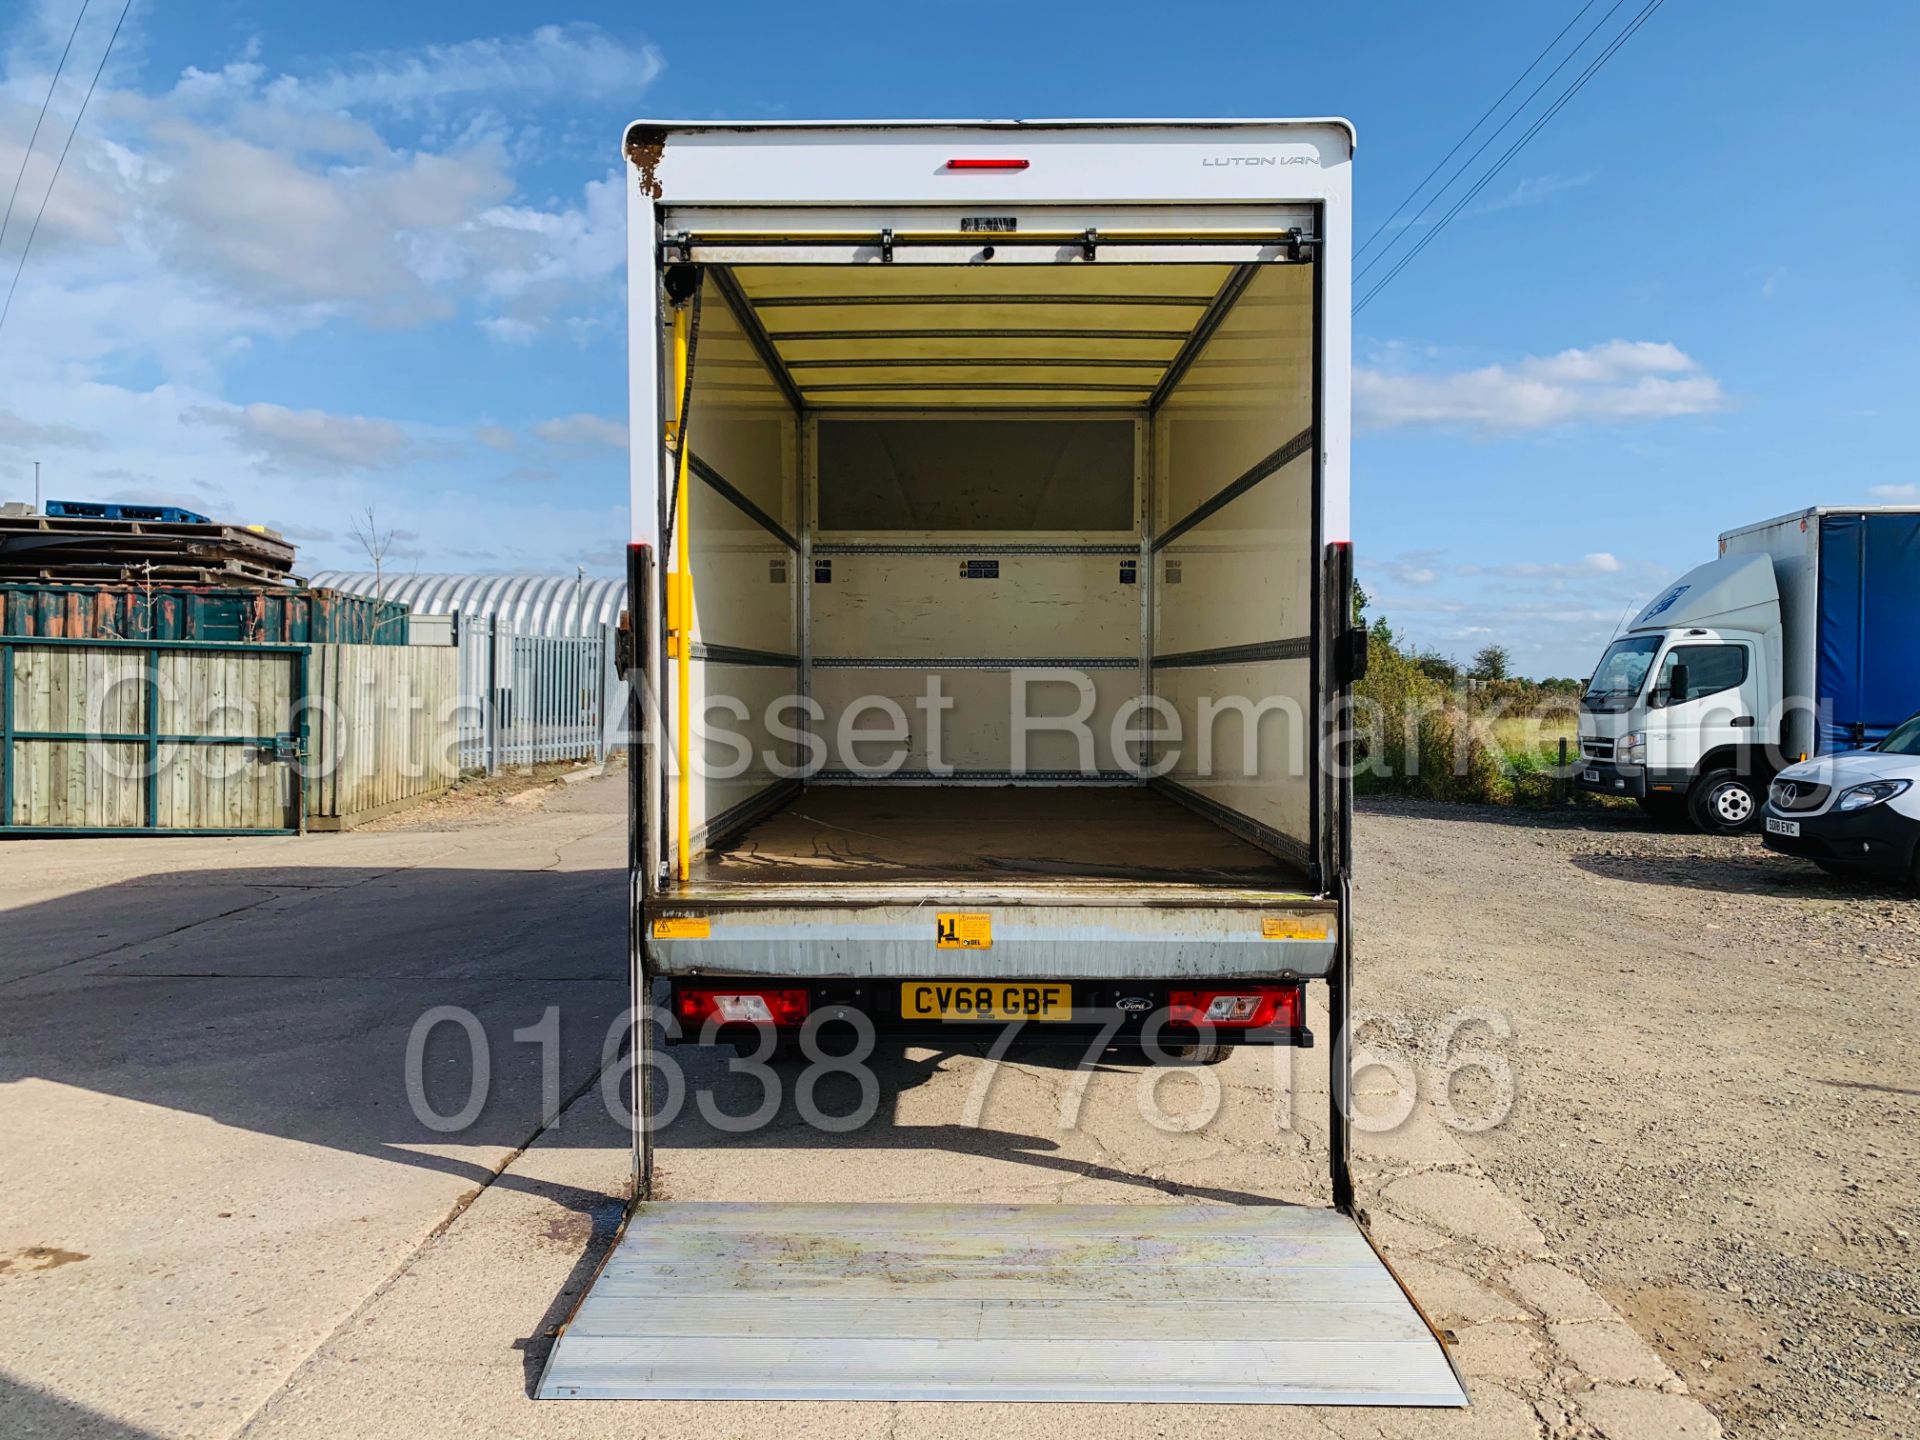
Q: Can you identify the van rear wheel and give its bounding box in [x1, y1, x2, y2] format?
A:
[1689, 770, 1763, 835]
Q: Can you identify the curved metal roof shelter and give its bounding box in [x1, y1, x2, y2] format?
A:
[308, 572, 626, 638]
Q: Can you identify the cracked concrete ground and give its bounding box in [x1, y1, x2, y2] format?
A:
[1, 773, 1730, 1439]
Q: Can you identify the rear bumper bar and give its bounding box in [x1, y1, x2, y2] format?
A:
[662, 979, 1313, 1049]
[644, 893, 1340, 981]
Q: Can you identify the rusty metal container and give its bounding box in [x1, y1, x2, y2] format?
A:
[0, 585, 410, 644]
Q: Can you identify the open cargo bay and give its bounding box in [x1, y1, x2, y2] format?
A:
[646, 251, 1336, 981]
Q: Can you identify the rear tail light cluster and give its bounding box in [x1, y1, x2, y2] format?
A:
[1168, 985, 1301, 1030]
[674, 988, 810, 1028]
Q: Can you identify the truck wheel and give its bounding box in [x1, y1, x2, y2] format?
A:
[1689, 770, 1763, 835]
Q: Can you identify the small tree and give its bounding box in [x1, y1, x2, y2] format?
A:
[1469, 644, 1511, 683]
[1412, 648, 1461, 686]
[348, 505, 402, 639]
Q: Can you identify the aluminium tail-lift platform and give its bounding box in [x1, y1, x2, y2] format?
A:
[536, 924, 1468, 1406]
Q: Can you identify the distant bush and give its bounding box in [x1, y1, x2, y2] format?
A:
[1352, 597, 1582, 808]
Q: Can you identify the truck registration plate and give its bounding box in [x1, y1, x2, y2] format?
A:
[902, 983, 1070, 1022]
[1765, 817, 1800, 838]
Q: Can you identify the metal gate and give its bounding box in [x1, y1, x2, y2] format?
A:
[454, 616, 613, 772]
[0, 637, 307, 836]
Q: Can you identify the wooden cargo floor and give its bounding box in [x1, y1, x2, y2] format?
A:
[693, 785, 1308, 890]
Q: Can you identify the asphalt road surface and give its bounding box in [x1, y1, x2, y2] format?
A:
[14, 776, 1894, 1438]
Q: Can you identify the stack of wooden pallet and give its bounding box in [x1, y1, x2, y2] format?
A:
[0, 511, 297, 585]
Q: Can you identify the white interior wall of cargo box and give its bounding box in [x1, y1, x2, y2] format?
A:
[667, 252, 1318, 868]
[1151, 263, 1316, 860]
[675, 274, 803, 845]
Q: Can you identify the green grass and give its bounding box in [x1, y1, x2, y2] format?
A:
[1354, 629, 1594, 809]
[1489, 714, 1579, 769]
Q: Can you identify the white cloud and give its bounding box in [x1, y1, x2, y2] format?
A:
[1469, 170, 1597, 217]
[1868, 483, 1918, 501]
[1374, 548, 1626, 590]
[466, 169, 625, 331]
[1369, 550, 1447, 588]
[0, 407, 101, 450]
[145, 119, 512, 319]
[474, 424, 517, 451]
[266, 520, 337, 542]
[1, 21, 648, 346]
[1356, 340, 1725, 432]
[533, 413, 626, 449]
[1478, 551, 1624, 580]
[187, 402, 416, 473]
[0, 16, 648, 578]
[265, 25, 665, 112]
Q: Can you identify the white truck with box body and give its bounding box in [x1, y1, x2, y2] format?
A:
[534, 119, 1468, 1409]
[1576, 507, 1920, 833]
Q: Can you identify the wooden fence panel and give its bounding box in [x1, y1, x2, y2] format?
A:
[3, 641, 302, 833]
[2, 640, 464, 833]
[154, 649, 300, 831]
[6, 645, 148, 828]
[306, 643, 459, 828]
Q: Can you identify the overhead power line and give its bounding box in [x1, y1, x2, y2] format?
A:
[1356, 0, 1601, 263]
[0, 0, 133, 339]
[0, 0, 92, 256]
[1357, 0, 1667, 315]
[1359, 0, 1633, 287]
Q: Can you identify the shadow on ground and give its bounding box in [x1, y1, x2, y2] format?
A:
[1361, 793, 1915, 900]
[2, 855, 1305, 1410]
[0, 1373, 166, 1440]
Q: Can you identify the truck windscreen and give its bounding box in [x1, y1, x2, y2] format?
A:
[1584, 635, 1662, 711]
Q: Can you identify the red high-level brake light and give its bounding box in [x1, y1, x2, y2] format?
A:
[945, 158, 1030, 170]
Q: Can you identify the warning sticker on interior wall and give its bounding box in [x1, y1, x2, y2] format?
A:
[959, 560, 1000, 580]
[653, 916, 711, 940]
[935, 913, 992, 949]
[1261, 916, 1330, 941]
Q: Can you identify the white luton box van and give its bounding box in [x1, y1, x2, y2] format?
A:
[537, 118, 1466, 1409]
[1576, 507, 1920, 833]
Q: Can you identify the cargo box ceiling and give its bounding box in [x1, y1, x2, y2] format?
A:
[722, 262, 1306, 409]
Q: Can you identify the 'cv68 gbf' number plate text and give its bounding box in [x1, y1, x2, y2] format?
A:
[901, 983, 1071, 1022]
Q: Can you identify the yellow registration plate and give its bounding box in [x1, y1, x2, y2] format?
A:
[901, 982, 1071, 1023]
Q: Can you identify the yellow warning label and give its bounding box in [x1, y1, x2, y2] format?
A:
[1262, 916, 1330, 941]
[935, 912, 992, 950]
[652, 916, 710, 940]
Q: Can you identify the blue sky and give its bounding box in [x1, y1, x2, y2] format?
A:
[1, 1, 1915, 676]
